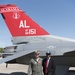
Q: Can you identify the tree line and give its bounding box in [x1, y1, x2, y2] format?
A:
[0, 48, 4, 53]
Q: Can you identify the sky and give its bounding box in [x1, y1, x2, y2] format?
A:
[0, 0, 75, 47]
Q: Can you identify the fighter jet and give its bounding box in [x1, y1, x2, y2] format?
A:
[0, 4, 75, 75]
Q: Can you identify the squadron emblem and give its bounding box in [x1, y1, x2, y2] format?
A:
[13, 12, 20, 19]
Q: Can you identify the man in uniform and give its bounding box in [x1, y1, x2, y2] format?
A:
[28, 50, 43, 75]
[42, 51, 56, 75]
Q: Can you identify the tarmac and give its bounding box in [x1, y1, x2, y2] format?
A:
[0, 63, 28, 75]
[0, 63, 75, 75]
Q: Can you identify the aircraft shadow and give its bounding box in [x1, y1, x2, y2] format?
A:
[0, 72, 27, 75]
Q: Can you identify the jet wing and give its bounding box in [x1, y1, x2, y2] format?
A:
[0, 50, 35, 64]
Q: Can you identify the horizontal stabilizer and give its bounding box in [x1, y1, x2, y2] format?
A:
[0, 50, 35, 64]
[0, 53, 14, 55]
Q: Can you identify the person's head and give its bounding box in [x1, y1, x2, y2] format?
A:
[46, 51, 51, 59]
[34, 50, 40, 59]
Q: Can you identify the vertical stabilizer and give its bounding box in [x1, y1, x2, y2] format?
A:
[0, 4, 49, 37]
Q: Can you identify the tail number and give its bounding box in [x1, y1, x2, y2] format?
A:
[19, 20, 36, 35]
[25, 29, 36, 35]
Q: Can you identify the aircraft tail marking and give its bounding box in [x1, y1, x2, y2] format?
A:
[0, 4, 49, 36]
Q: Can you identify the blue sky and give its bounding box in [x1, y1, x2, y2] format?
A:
[0, 0, 75, 47]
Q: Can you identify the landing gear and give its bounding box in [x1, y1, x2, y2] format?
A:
[6, 63, 8, 68]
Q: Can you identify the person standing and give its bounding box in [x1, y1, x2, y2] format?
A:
[42, 51, 56, 75]
[28, 50, 43, 75]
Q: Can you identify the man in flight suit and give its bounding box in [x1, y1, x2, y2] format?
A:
[28, 50, 43, 75]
